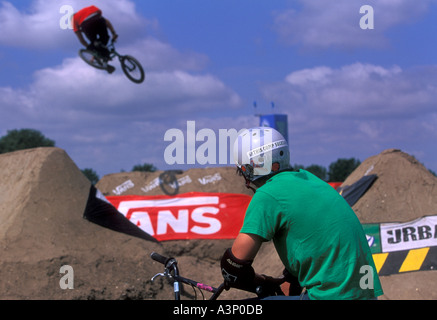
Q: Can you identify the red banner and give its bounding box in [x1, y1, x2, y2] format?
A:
[106, 192, 252, 242]
[328, 182, 342, 190]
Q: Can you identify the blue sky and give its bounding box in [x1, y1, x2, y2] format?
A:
[1, 0, 437, 179]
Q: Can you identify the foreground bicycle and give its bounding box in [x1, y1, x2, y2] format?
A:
[150, 252, 285, 300]
[79, 39, 145, 84]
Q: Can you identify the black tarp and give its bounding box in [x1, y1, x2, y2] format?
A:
[83, 185, 157, 242]
[337, 174, 378, 207]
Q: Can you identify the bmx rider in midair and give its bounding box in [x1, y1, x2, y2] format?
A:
[72, 5, 119, 73]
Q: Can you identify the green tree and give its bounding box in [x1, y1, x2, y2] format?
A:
[305, 164, 328, 181]
[328, 158, 361, 182]
[0, 128, 55, 154]
[132, 163, 157, 172]
[81, 168, 100, 185]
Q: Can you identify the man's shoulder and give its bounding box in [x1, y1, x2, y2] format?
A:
[262, 170, 307, 188]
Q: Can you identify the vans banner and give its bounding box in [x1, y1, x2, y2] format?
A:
[106, 192, 436, 275]
[106, 192, 251, 242]
[106, 190, 437, 252]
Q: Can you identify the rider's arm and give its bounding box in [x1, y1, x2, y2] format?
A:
[231, 233, 263, 261]
[221, 233, 271, 289]
[220, 233, 261, 289]
[75, 31, 89, 47]
[105, 19, 118, 41]
[230, 233, 285, 286]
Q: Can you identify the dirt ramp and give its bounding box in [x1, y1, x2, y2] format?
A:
[96, 166, 254, 197]
[342, 148, 437, 300]
[0, 147, 92, 262]
[5, 146, 435, 300]
[0, 147, 256, 300]
[342, 148, 437, 224]
[0, 148, 164, 299]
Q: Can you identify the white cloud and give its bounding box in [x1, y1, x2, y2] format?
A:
[0, 24, 241, 119]
[273, 0, 432, 50]
[285, 66, 333, 86]
[265, 63, 437, 119]
[0, 29, 243, 175]
[0, 0, 246, 175]
[121, 38, 209, 72]
[23, 56, 241, 118]
[260, 62, 437, 168]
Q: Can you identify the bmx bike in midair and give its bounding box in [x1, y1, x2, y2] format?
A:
[79, 39, 145, 84]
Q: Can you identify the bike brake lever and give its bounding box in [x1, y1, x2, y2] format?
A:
[151, 272, 166, 282]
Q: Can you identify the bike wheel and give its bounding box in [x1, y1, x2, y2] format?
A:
[120, 55, 145, 84]
[79, 49, 106, 70]
[159, 170, 183, 196]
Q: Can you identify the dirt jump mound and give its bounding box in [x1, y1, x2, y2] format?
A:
[1, 147, 436, 300]
[0, 148, 168, 299]
[0, 147, 272, 300]
[340, 148, 437, 300]
[342, 148, 437, 224]
[95, 167, 254, 197]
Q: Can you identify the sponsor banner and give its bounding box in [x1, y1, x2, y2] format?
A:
[112, 179, 135, 195]
[328, 182, 342, 190]
[362, 215, 437, 276]
[107, 192, 251, 242]
[106, 190, 437, 276]
[83, 185, 157, 242]
[380, 215, 437, 253]
[362, 223, 382, 254]
[363, 215, 437, 254]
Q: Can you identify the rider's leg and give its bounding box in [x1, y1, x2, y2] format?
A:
[81, 18, 99, 48]
[82, 17, 110, 59]
[106, 65, 115, 74]
[93, 17, 111, 59]
[95, 17, 110, 45]
[81, 17, 114, 73]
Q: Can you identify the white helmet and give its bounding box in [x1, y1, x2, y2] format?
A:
[233, 127, 290, 183]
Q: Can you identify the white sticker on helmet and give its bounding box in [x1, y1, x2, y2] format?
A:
[247, 140, 288, 159]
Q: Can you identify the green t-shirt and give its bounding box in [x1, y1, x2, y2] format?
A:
[240, 170, 383, 300]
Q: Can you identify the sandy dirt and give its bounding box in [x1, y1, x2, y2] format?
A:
[0, 147, 436, 300]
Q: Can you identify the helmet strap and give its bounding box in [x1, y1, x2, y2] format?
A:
[244, 177, 257, 194]
[236, 166, 257, 193]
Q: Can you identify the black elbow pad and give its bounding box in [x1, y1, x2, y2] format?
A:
[220, 248, 255, 289]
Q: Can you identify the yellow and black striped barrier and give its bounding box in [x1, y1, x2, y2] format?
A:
[372, 246, 437, 276]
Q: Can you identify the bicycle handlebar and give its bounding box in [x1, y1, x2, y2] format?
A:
[150, 252, 169, 265]
[150, 252, 285, 300]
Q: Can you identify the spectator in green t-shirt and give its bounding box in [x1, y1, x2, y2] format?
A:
[220, 127, 383, 300]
